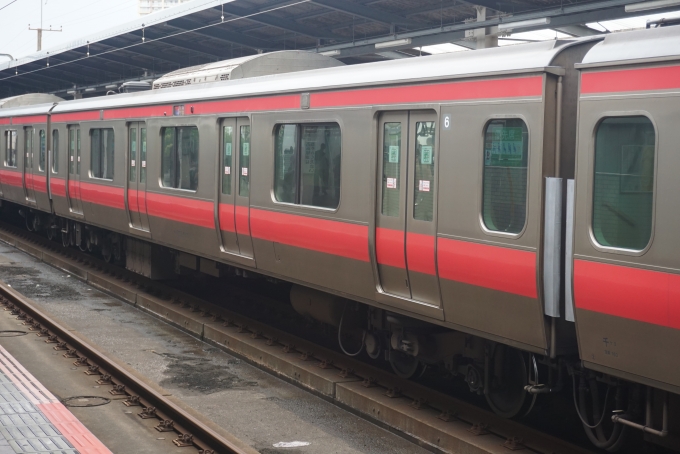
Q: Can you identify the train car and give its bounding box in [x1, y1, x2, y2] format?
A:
[570, 26, 680, 449]
[0, 27, 679, 450]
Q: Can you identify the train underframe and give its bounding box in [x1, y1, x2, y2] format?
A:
[10, 204, 680, 451]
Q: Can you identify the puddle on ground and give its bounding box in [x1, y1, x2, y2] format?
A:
[158, 352, 258, 393]
[0, 264, 83, 300]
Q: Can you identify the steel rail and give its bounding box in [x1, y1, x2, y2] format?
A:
[0, 281, 249, 454]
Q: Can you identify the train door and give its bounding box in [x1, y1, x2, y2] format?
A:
[23, 127, 35, 203]
[215, 119, 240, 254]
[127, 123, 150, 231]
[234, 118, 254, 258]
[67, 126, 83, 214]
[375, 111, 441, 306]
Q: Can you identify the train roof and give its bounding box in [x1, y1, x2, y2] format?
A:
[1, 37, 600, 119]
[579, 25, 680, 68]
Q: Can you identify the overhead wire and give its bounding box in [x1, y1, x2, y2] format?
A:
[1, 0, 312, 82]
[0, 0, 19, 12]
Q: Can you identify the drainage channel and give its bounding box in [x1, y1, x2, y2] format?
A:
[0, 223, 596, 454]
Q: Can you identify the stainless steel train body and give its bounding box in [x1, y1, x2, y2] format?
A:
[1, 25, 679, 448]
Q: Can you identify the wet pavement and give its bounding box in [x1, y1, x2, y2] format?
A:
[0, 243, 430, 454]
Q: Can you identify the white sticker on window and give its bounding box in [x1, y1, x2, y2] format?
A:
[388, 145, 399, 163]
[225, 143, 232, 156]
[242, 143, 250, 156]
[224, 166, 230, 175]
[77, 156, 81, 162]
[418, 180, 430, 192]
[421, 146, 433, 165]
[242, 167, 248, 176]
[131, 160, 135, 167]
[142, 161, 146, 168]
[386, 177, 397, 189]
[70, 156, 74, 161]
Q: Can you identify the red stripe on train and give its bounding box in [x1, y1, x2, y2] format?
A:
[78, 182, 124, 210]
[437, 238, 537, 298]
[0, 170, 22, 188]
[127, 189, 139, 212]
[32, 174, 47, 193]
[0, 118, 10, 125]
[581, 65, 680, 94]
[51, 177, 66, 197]
[250, 208, 369, 262]
[52, 111, 100, 122]
[219, 204, 235, 233]
[407, 232, 436, 275]
[376, 227, 405, 269]
[103, 95, 300, 120]
[146, 192, 213, 228]
[311, 76, 543, 108]
[10, 115, 46, 125]
[574, 259, 680, 329]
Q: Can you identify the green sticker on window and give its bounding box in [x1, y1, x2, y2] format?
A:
[485, 126, 523, 167]
[242, 142, 250, 156]
[388, 145, 399, 163]
[421, 146, 433, 165]
[225, 142, 232, 156]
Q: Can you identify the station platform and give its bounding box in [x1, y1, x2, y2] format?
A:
[0, 344, 110, 454]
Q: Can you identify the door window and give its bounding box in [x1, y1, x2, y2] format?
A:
[592, 116, 655, 250]
[38, 130, 46, 171]
[482, 119, 529, 234]
[69, 129, 75, 174]
[239, 125, 251, 197]
[413, 121, 435, 221]
[140, 128, 147, 183]
[381, 122, 401, 217]
[129, 127, 137, 182]
[222, 126, 233, 195]
[24, 128, 32, 167]
[52, 130, 59, 173]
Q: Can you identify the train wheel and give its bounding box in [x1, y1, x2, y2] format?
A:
[24, 213, 33, 232]
[46, 226, 55, 241]
[485, 344, 529, 418]
[578, 375, 628, 452]
[389, 350, 425, 379]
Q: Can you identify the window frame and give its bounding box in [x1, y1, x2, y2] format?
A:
[478, 115, 531, 239]
[587, 112, 658, 256]
[51, 129, 59, 174]
[90, 127, 115, 181]
[271, 121, 342, 212]
[159, 125, 199, 192]
[38, 129, 46, 172]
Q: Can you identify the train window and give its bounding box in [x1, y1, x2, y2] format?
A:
[140, 128, 147, 183]
[129, 128, 137, 182]
[381, 122, 401, 217]
[592, 116, 655, 251]
[482, 119, 529, 234]
[77, 129, 81, 174]
[239, 125, 250, 197]
[24, 128, 33, 168]
[4, 130, 17, 168]
[274, 124, 298, 203]
[273, 123, 341, 209]
[52, 130, 59, 173]
[413, 121, 435, 221]
[91, 128, 114, 180]
[161, 126, 198, 191]
[222, 126, 233, 195]
[39, 130, 46, 172]
[68, 129, 75, 174]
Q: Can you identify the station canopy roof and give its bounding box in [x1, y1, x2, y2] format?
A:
[1, 0, 678, 99]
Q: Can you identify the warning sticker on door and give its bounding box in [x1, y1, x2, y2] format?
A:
[242, 167, 248, 176]
[386, 177, 397, 189]
[142, 161, 146, 168]
[131, 160, 136, 167]
[418, 180, 430, 192]
[224, 166, 231, 175]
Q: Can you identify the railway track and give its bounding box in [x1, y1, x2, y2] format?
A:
[0, 221, 597, 454]
[0, 274, 250, 454]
